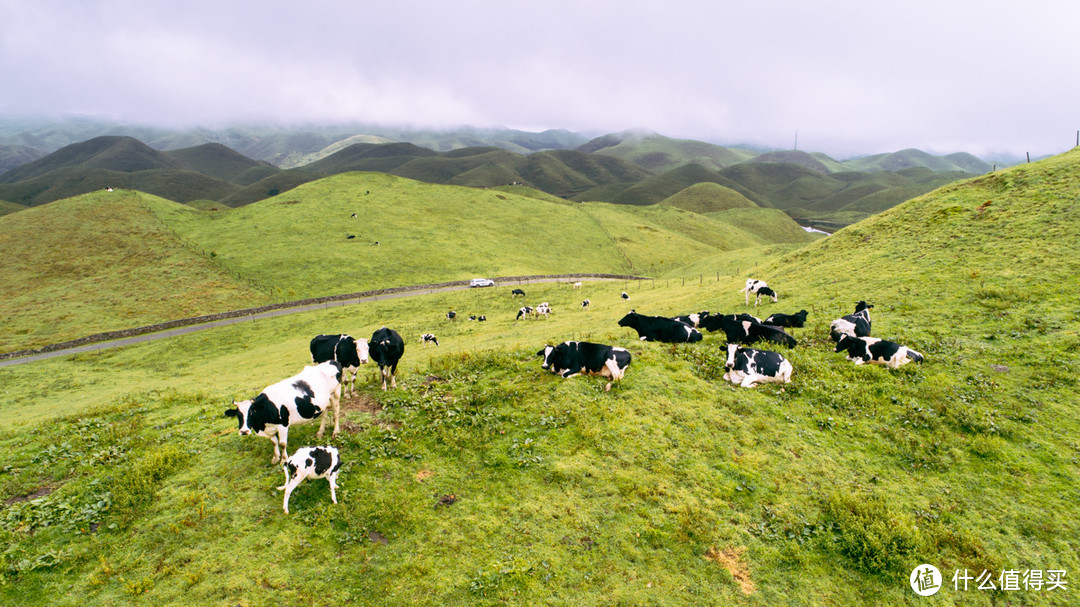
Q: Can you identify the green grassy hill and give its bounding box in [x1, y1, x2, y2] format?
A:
[660, 182, 758, 213]
[0, 189, 273, 352]
[1, 172, 809, 351]
[580, 132, 756, 172]
[1, 150, 1078, 605]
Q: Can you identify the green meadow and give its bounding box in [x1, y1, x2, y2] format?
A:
[1, 152, 1078, 605]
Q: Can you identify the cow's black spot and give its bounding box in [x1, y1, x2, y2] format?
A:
[292, 380, 321, 419]
[313, 448, 335, 475]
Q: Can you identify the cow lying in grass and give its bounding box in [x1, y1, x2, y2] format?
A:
[830, 301, 873, 341]
[537, 341, 632, 391]
[834, 335, 924, 368]
[723, 343, 793, 388]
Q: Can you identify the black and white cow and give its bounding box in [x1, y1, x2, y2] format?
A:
[370, 327, 405, 390]
[700, 313, 796, 348]
[310, 334, 370, 397]
[621, 292, 630, 300]
[674, 311, 711, 328]
[511, 288, 526, 297]
[537, 341, 632, 391]
[830, 301, 873, 342]
[420, 333, 440, 346]
[224, 361, 343, 464]
[740, 279, 778, 306]
[446, 311, 457, 321]
[536, 302, 551, 318]
[278, 446, 341, 514]
[618, 312, 703, 343]
[515, 306, 534, 320]
[723, 343, 793, 388]
[764, 310, 808, 329]
[834, 334, 923, 368]
[581, 299, 591, 310]
[478, 315, 487, 322]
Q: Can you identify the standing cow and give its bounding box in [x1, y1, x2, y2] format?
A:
[310, 334, 369, 397]
[278, 446, 342, 514]
[224, 361, 343, 463]
[370, 327, 405, 390]
[740, 279, 778, 306]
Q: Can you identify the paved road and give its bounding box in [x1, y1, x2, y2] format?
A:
[0, 276, 634, 368]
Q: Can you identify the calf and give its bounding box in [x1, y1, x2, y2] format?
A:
[310, 334, 369, 397]
[224, 361, 343, 464]
[618, 311, 703, 343]
[278, 446, 341, 514]
[740, 279, 778, 306]
[511, 288, 526, 297]
[537, 341, 632, 391]
[420, 333, 439, 346]
[370, 327, 405, 390]
[764, 310, 808, 328]
[834, 334, 923, 368]
[723, 343, 793, 388]
[830, 301, 873, 342]
[700, 313, 796, 348]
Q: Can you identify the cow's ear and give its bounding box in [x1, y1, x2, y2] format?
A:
[224, 408, 237, 417]
[536, 348, 546, 356]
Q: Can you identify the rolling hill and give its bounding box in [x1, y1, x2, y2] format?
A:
[0, 149, 1076, 606]
[0, 171, 809, 352]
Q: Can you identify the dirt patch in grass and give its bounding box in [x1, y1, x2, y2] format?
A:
[342, 394, 381, 415]
[4, 485, 55, 507]
[706, 546, 755, 595]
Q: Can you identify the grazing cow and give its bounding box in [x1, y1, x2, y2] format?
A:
[446, 311, 457, 321]
[420, 333, 440, 346]
[674, 311, 711, 328]
[477, 315, 487, 322]
[740, 279, 778, 306]
[723, 343, 793, 388]
[835, 334, 923, 368]
[537, 341, 632, 391]
[516, 306, 534, 320]
[700, 314, 796, 348]
[764, 310, 808, 328]
[310, 334, 370, 397]
[618, 312, 703, 343]
[535, 302, 551, 318]
[278, 446, 341, 514]
[370, 327, 405, 390]
[581, 299, 591, 310]
[511, 288, 526, 297]
[621, 292, 630, 300]
[468, 315, 477, 321]
[830, 301, 873, 342]
[224, 361, 343, 464]
[572, 282, 583, 289]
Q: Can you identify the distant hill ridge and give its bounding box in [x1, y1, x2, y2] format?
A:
[0, 131, 997, 226]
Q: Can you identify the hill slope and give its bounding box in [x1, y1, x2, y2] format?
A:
[0, 151, 1078, 606]
[0, 189, 272, 351]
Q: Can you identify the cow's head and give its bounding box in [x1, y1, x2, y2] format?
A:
[224, 399, 254, 435]
[854, 301, 874, 312]
[537, 345, 556, 370]
[354, 338, 370, 364]
[617, 312, 640, 327]
[834, 334, 853, 354]
[725, 343, 740, 368]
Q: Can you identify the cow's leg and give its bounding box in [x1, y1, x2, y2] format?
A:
[380, 366, 388, 391]
[331, 387, 341, 436]
[740, 375, 759, 388]
[270, 434, 282, 464]
[389, 362, 398, 389]
[281, 473, 304, 514]
[328, 473, 339, 504]
[278, 426, 289, 463]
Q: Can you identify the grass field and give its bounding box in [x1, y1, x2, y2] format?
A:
[1, 151, 1078, 605]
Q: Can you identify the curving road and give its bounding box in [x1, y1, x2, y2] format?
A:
[0, 275, 642, 368]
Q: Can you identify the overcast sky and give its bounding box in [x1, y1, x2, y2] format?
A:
[1, 0, 1077, 159]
